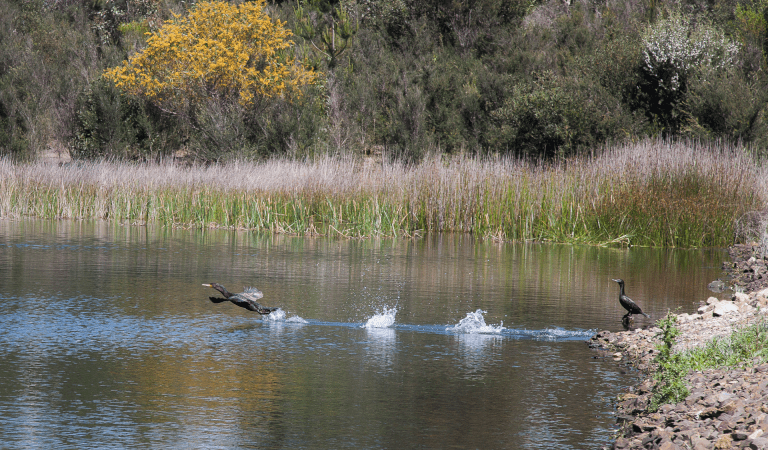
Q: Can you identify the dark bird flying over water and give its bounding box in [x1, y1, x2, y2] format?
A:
[202, 283, 278, 315]
[612, 278, 650, 322]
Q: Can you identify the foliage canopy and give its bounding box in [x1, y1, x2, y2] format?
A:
[103, 0, 318, 110]
[3, 0, 768, 160]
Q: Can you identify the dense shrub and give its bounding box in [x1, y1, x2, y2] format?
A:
[489, 72, 638, 158]
[684, 67, 768, 142]
[72, 78, 186, 160]
[0, 0, 100, 158]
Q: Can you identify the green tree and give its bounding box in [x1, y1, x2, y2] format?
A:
[637, 9, 738, 134]
[489, 72, 632, 158]
[294, 0, 357, 70]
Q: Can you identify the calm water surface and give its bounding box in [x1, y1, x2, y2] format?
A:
[0, 219, 727, 449]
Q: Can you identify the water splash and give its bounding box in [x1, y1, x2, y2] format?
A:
[286, 316, 309, 324]
[264, 308, 285, 321]
[363, 307, 397, 329]
[264, 309, 308, 324]
[447, 309, 505, 334]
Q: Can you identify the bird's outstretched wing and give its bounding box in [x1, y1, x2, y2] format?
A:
[240, 287, 264, 301]
[228, 293, 276, 314]
[206, 285, 275, 314]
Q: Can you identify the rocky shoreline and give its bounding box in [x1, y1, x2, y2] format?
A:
[592, 244, 768, 450]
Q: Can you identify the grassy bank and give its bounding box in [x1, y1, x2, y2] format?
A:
[1, 140, 766, 247]
[648, 313, 768, 411]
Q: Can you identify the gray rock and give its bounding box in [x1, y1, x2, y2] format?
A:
[658, 440, 679, 450]
[733, 431, 750, 440]
[699, 407, 721, 419]
[708, 280, 728, 292]
[717, 392, 734, 404]
[690, 437, 710, 450]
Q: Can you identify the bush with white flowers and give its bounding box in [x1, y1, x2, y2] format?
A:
[642, 11, 739, 93]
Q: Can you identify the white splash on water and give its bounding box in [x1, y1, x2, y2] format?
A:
[286, 315, 308, 324]
[264, 308, 285, 321]
[447, 309, 505, 334]
[263, 308, 308, 324]
[363, 307, 397, 329]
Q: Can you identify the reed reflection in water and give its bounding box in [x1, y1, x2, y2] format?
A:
[0, 219, 727, 449]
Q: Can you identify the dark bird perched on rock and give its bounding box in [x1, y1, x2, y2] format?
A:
[612, 278, 650, 323]
[202, 283, 278, 315]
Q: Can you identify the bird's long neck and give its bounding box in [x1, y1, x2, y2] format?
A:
[216, 285, 232, 298]
[618, 283, 625, 297]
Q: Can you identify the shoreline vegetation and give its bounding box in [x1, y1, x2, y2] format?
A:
[1, 139, 767, 248]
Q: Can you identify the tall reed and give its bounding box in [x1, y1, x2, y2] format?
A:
[1, 140, 764, 247]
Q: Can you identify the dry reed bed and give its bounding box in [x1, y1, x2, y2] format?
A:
[0, 140, 765, 246]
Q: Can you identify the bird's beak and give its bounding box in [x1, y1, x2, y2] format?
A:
[611, 279, 619, 283]
[202, 284, 211, 287]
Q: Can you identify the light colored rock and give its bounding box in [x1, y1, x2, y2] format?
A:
[678, 313, 702, 323]
[707, 297, 720, 305]
[698, 304, 714, 314]
[734, 292, 751, 303]
[756, 288, 768, 298]
[713, 301, 739, 317]
[749, 429, 764, 440]
[740, 302, 756, 314]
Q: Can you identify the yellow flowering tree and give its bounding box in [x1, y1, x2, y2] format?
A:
[103, 0, 317, 112]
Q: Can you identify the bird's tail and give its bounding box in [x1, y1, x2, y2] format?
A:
[642, 312, 650, 318]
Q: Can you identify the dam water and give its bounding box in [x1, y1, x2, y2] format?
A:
[0, 219, 727, 449]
